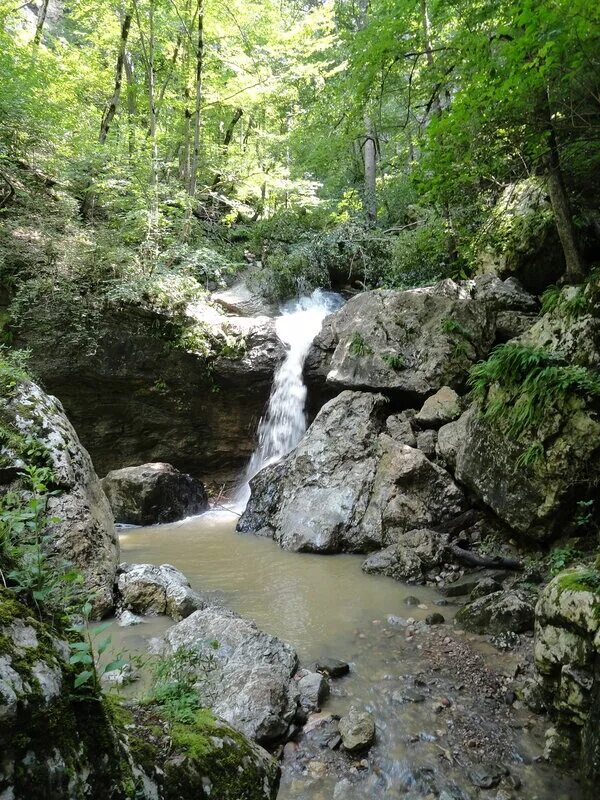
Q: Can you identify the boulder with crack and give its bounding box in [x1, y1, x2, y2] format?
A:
[239, 391, 465, 553]
[157, 605, 300, 745]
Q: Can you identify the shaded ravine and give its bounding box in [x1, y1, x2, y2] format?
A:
[114, 515, 579, 800]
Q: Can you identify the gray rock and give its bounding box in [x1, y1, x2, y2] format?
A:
[441, 401, 600, 542]
[416, 429, 438, 458]
[101, 462, 208, 525]
[212, 270, 277, 317]
[456, 590, 535, 635]
[414, 386, 461, 429]
[470, 577, 503, 600]
[159, 605, 300, 744]
[362, 529, 448, 584]
[495, 310, 538, 340]
[338, 706, 376, 753]
[392, 689, 425, 703]
[315, 658, 350, 678]
[298, 671, 330, 711]
[468, 763, 507, 789]
[116, 609, 145, 627]
[426, 613, 445, 625]
[0, 380, 118, 618]
[306, 279, 496, 401]
[116, 562, 205, 620]
[385, 412, 417, 446]
[238, 391, 387, 552]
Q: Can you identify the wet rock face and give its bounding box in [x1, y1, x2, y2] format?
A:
[17, 304, 285, 482]
[0, 380, 118, 618]
[534, 569, 600, 794]
[101, 462, 208, 525]
[116, 562, 206, 620]
[159, 605, 300, 745]
[238, 391, 465, 553]
[306, 279, 496, 402]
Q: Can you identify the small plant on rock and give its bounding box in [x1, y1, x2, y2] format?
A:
[349, 332, 372, 357]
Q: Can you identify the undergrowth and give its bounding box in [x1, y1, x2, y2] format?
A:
[469, 342, 600, 441]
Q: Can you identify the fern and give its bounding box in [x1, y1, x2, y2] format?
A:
[469, 343, 600, 441]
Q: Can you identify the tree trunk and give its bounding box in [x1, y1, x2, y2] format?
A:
[420, 0, 441, 115]
[211, 107, 243, 190]
[363, 119, 377, 225]
[99, 10, 133, 144]
[33, 0, 50, 48]
[124, 51, 136, 156]
[543, 125, 584, 283]
[184, 0, 205, 233]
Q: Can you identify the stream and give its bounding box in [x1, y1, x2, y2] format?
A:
[113, 513, 579, 800]
[107, 290, 579, 798]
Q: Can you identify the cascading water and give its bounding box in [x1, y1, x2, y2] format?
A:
[236, 289, 343, 506]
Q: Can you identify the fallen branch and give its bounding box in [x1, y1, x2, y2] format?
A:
[446, 543, 523, 571]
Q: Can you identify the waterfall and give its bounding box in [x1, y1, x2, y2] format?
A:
[236, 289, 343, 506]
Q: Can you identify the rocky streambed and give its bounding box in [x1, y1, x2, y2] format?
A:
[108, 513, 580, 800]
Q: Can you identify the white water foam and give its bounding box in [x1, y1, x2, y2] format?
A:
[235, 288, 343, 507]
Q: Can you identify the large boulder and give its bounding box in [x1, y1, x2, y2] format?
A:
[474, 178, 565, 293]
[305, 279, 495, 402]
[239, 391, 465, 553]
[101, 462, 208, 525]
[158, 606, 300, 745]
[0, 379, 118, 617]
[239, 390, 386, 552]
[438, 299, 600, 541]
[16, 301, 285, 482]
[0, 590, 279, 800]
[115, 563, 205, 620]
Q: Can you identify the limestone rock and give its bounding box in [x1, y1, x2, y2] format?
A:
[385, 411, 417, 446]
[474, 178, 564, 293]
[440, 402, 600, 541]
[238, 391, 387, 552]
[0, 380, 117, 618]
[338, 706, 376, 753]
[116, 563, 205, 621]
[297, 671, 330, 711]
[455, 590, 535, 634]
[158, 606, 300, 745]
[306, 279, 495, 401]
[101, 462, 208, 525]
[361, 529, 447, 584]
[17, 302, 285, 482]
[239, 392, 464, 554]
[414, 386, 461, 429]
[416, 428, 438, 458]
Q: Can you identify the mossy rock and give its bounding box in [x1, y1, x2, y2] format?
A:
[123, 704, 280, 800]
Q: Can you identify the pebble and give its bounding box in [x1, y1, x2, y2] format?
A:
[426, 613, 446, 625]
[404, 595, 420, 606]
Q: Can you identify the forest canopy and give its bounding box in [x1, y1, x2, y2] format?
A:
[0, 0, 599, 304]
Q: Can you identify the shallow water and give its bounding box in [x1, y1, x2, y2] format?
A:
[113, 512, 580, 800]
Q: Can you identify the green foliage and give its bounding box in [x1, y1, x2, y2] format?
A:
[382, 352, 405, 370]
[349, 332, 372, 357]
[69, 612, 128, 694]
[549, 545, 583, 576]
[469, 343, 600, 441]
[557, 569, 600, 597]
[382, 217, 456, 289]
[148, 644, 219, 723]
